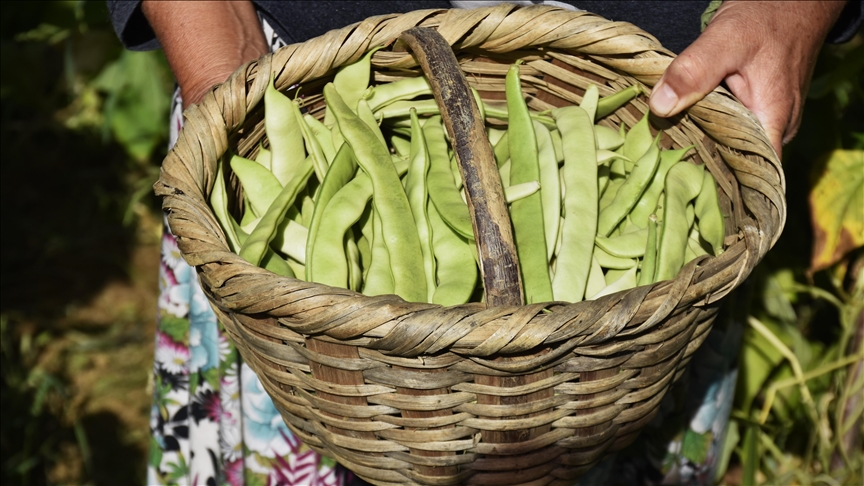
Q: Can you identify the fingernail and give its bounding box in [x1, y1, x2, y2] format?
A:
[651, 82, 678, 117]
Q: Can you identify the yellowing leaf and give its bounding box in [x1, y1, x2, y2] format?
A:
[809, 149, 864, 273]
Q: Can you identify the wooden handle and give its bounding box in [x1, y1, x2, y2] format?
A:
[399, 27, 524, 308]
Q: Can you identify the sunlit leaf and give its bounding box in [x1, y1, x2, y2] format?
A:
[809, 149, 864, 273]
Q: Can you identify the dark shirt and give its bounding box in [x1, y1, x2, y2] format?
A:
[107, 1, 863, 56]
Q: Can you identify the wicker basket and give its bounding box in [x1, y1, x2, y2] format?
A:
[155, 5, 785, 485]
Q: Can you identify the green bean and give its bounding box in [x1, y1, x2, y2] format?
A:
[357, 98, 388, 148]
[239, 157, 314, 267]
[363, 207, 394, 296]
[508, 62, 552, 304]
[346, 236, 362, 292]
[324, 46, 382, 126]
[597, 150, 630, 165]
[499, 158, 512, 188]
[629, 146, 693, 227]
[356, 233, 371, 277]
[428, 201, 477, 306]
[483, 102, 557, 130]
[637, 214, 659, 286]
[694, 170, 725, 255]
[265, 76, 305, 186]
[374, 98, 440, 120]
[596, 84, 642, 119]
[487, 127, 507, 147]
[272, 219, 309, 263]
[255, 145, 271, 171]
[292, 101, 330, 182]
[685, 226, 709, 262]
[580, 84, 599, 121]
[533, 120, 561, 261]
[423, 116, 474, 239]
[584, 256, 606, 300]
[405, 109, 436, 303]
[551, 105, 596, 302]
[597, 135, 661, 236]
[390, 134, 411, 159]
[230, 155, 283, 216]
[493, 131, 510, 168]
[593, 246, 637, 270]
[550, 129, 564, 164]
[305, 143, 358, 280]
[299, 193, 315, 227]
[599, 177, 624, 211]
[210, 158, 243, 253]
[261, 249, 295, 278]
[655, 162, 705, 281]
[450, 153, 463, 192]
[365, 76, 431, 111]
[325, 83, 426, 302]
[597, 163, 610, 196]
[595, 124, 625, 151]
[593, 266, 637, 299]
[595, 227, 649, 259]
[308, 174, 372, 288]
[623, 112, 653, 162]
[505, 180, 541, 203]
[303, 114, 337, 162]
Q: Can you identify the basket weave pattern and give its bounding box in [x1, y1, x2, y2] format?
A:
[155, 5, 785, 485]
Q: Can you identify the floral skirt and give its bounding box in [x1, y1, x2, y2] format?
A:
[146, 18, 353, 486]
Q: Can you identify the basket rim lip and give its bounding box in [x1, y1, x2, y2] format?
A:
[155, 4, 784, 345]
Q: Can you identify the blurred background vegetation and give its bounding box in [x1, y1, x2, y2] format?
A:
[0, 1, 860, 485]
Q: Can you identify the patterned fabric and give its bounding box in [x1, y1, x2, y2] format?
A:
[146, 18, 352, 486]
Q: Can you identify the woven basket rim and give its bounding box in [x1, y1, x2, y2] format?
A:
[155, 4, 785, 355]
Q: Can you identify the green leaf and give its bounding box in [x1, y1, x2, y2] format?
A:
[715, 421, 740, 483]
[809, 149, 864, 273]
[202, 367, 220, 391]
[742, 423, 759, 486]
[681, 429, 713, 464]
[149, 436, 163, 469]
[159, 316, 189, 344]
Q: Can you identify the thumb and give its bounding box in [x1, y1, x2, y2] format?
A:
[649, 19, 750, 118]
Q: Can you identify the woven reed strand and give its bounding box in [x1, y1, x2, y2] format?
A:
[155, 5, 784, 485]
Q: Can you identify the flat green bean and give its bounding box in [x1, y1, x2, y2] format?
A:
[428, 202, 477, 306]
[254, 145, 271, 171]
[655, 162, 705, 281]
[363, 207, 394, 296]
[365, 76, 431, 111]
[272, 219, 309, 263]
[493, 131, 510, 168]
[694, 171, 725, 255]
[597, 135, 661, 236]
[230, 155, 283, 216]
[239, 158, 314, 267]
[324, 46, 382, 126]
[265, 76, 305, 186]
[594, 266, 637, 299]
[261, 250, 295, 278]
[508, 62, 552, 303]
[623, 112, 653, 162]
[405, 109, 436, 302]
[505, 181, 541, 203]
[305, 143, 358, 280]
[550, 129, 564, 164]
[637, 214, 659, 286]
[346, 237, 363, 292]
[210, 159, 243, 253]
[533, 120, 560, 261]
[423, 116, 474, 239]
[596, 85, 642, 119]
[326, 83, 425, 302]
[580, 84, 599, 121]
[584, 256, 606, 300]
[595, 124, 625, 151]
[593, 246, 636, 270]
[629, 146, 693, 226]
[551, 105, 596, 302]
[595, 227, 649, 259]
[303, 114, 337, 162]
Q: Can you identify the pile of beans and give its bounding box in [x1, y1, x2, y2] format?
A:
[209, 52, 725, 306]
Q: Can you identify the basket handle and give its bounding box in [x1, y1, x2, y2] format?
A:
[399, 27, 524, 308]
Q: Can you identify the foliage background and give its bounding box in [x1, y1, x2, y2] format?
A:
[0, 2, 860, 485]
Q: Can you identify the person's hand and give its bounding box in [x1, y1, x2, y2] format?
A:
[648, 1, 847, 159]
[142, 1, 269, 109]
